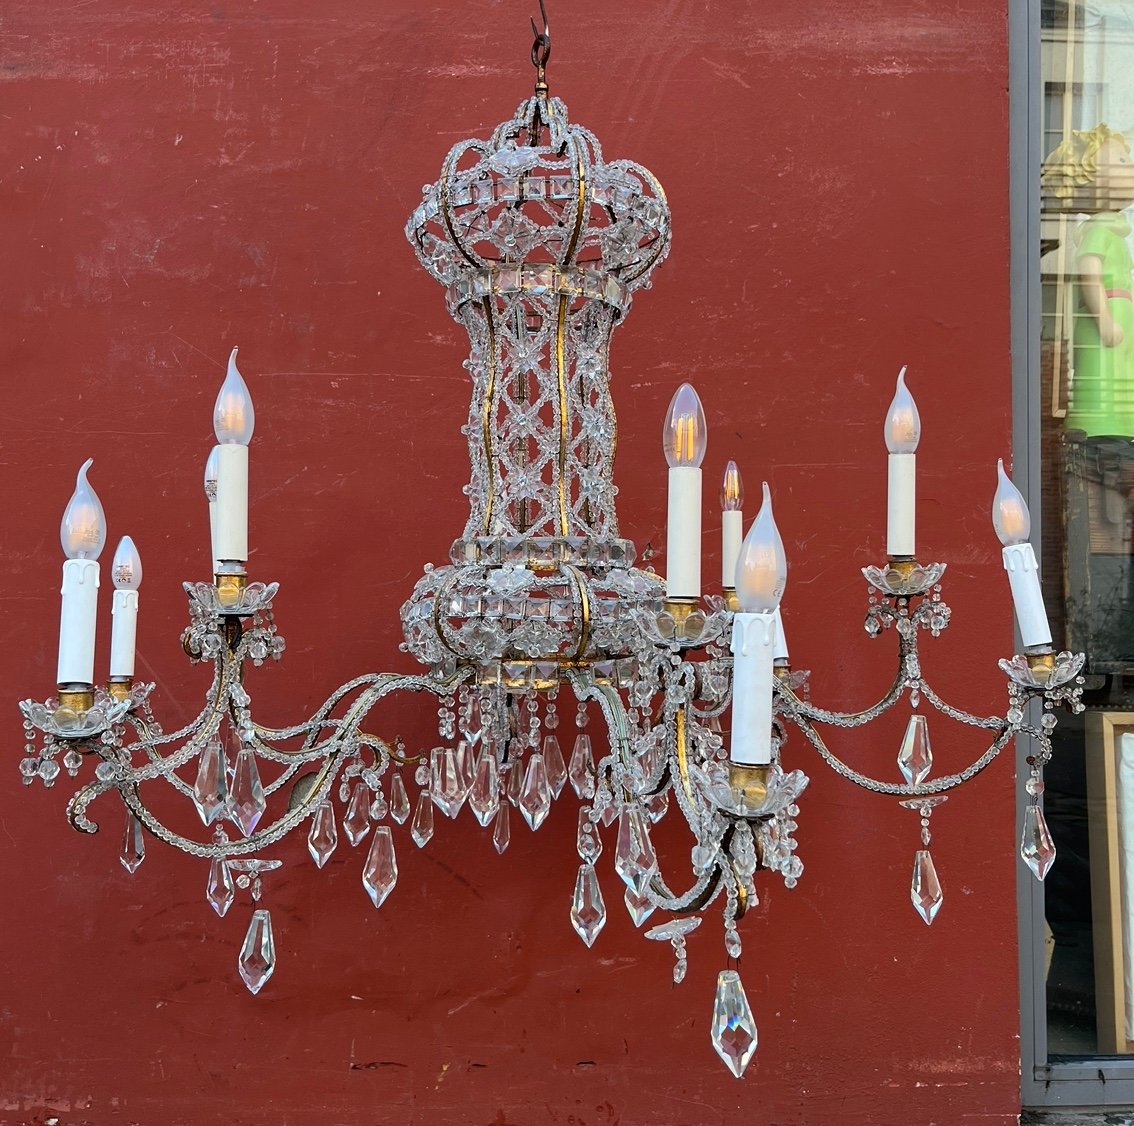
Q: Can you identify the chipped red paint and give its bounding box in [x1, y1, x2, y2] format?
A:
[0, 2, 1019, 1122]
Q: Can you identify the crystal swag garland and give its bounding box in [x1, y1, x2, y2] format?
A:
[18, 10, 1083, 1079]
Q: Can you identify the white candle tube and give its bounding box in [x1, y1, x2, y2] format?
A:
[205, 445, 220, 573]
[1002, 542, 1052, 648]
[109, 589, 139, 678]
[215, 443, 249, 563]
[772, 606, 789, 662]
[730, 611, 777, 765]
[209, 502, 219, 573]
[722, 509, 743, 589]
[887, 452, 916, 557]
[57, 558, 99, 685]
[667, 465, 702, 600]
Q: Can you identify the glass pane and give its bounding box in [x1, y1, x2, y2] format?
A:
[1039, 0, 1134, 1058]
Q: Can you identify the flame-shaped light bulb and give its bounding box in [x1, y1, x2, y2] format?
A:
[111, 536, 142, 590]
[721, 460, 744, 511]
[884, 366, 920, 454]
[204, 445, 219, 499]
[735, 482, 787, 613]
[60, 458, 107, 560]
[663, 383, 707, 468]
[213, 347, 255, 444]
[992, 459, 1031, 546]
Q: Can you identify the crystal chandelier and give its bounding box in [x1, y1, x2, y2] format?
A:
[18, 9, 1086, 1079]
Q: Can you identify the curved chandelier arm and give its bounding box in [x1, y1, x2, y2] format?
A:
[917, 680, 1014, 731]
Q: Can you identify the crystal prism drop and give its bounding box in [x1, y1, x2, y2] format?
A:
[389, 773, 411, 824]
[542, 735, 568, 799]
[307, 799, 338, 868]
[432, 746, 469, 819]
[193, 739, 228, 826]
[343, 782, 371, 847]
[570, 863, 607, 947]
[711, 970, 758, 1078]
[229, 745, 266, 838]
[456, 738, 477, 795]
[897, 714, 933, 786]
[362, 825, 398, 908]
[238, 908, 276, 995]
[624, 884, 655, 927]
[120, 812, 144, 874]
[469, 747, 500, 827]
[1021, 803, 1056, 881]
[506, 757, 524, 806]
[492, 801, 511, 854]
[568, 734, 596, 799]
[614, 805, 658, 896]
[577, 807, 602, 864]
[411, 789, 435, 848]
[911, 848, 943, 925]
[519, 753, 552, 831]
[206, 857, 235, 917]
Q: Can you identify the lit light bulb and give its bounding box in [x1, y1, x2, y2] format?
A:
[662, 383, 707, 468]
[735, 481, 787, 613]
[721, 460, 743, 511]
[204, 446, 219, 499]
[112, 536, 143, 590]
[883, 366, 920, 454]
[60, 458, 107, 561]
[992, 459, 1031, 546]
[213, 347, 255, 444]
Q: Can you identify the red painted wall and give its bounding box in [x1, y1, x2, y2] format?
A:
[0, 2, 1019, 1123]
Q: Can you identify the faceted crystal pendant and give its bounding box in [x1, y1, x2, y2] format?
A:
[389, 773, 411, 824]
[570, 863, 607, 948]
[307, 799, 339, 868]
[469, 748, 500, 827]
[1021, 803, 1056, 881]
[492, 801, 511, 854]
[568, 734, 596, 799]
[577, 807, 602, 864]
[432, 746, 470, 819]
[624, 885, 655, 928]
[542, 735, 568, 799]
[192, 739, 228, 826]
[711, 970, 758, 1078]
[911, 848, 943, 925]
[343, 782, 371, 847]
[229, 745, 266, 838]
[519, 753, 552, 831]
[238, 908, 276, 995]
[614, 805, 658, 896]
[411, 789, 435, 848]
[362, 825, 398, 909]
[897, 714, 933, 786]
[120, 812, 145, 874]
[506, 758, 524, 806]
[206, 857, 235, 917]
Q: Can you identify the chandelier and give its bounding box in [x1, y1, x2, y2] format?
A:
[17, 9, 1086, 1079]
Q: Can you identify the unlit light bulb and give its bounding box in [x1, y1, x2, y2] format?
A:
[992, 459, 1031, 546]
[735, 481, 787, 613]
[60, 458, 107, 561]
[884, 366, 920, 454]
[663, 383, 707, 468]
[721, 460, 743, 511]
[112, 535, 143, 590]
[213, 347, 255, 444]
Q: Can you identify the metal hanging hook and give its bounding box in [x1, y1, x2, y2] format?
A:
[530, 0, 550, 92]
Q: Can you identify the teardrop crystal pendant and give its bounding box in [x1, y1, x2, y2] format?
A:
[614, 805, 658, 896]
[568, 734, 596, 799]
[343, 782, 371, 847]
[307, 799, 338, 868]
[468, 747, 500, 827]
[570, 863, 607, 948]
[389, 773, 411, 824]
[624, 885, 655, 928]
[911, 848, 943, 925]
[897, 714, 933, 786]
[411, 789, 435, 848]
[229, 745, 266, 838]
[711, 970, 758, 1079]
[542, 735, 568, 799]
[362, 825, 398, 909]
[518, 752, 552, 831]
[432, 745, 470, 819]
[192, 739, 228, 826]
[237, 908, 276, 995]
[206, 857, 235, 917]
[492, 801, 511, 854]
[1021, 802, 1056, 881]
[120, 812, 145, 874]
